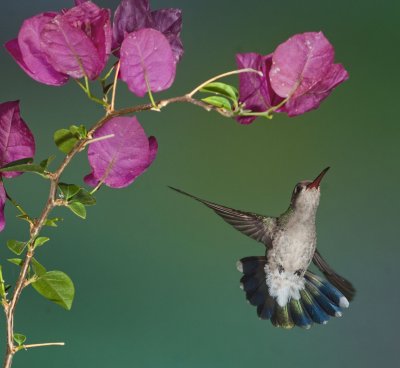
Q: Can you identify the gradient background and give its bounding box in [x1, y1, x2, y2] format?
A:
[0, 1, 398, 367]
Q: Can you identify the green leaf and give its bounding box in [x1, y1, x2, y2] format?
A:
[39, 155, 56, 169]
[67, 202, 86, 219]
[7, 240, 26, 255]
[32, 271, 75, 310]
[54, 129, 79, 154]
[8, 258, 23, 266]
[16, 214, 32, 223]
[44, 217, 63, 227]
[31, 258, 46, 277]
[0, 266, 6, 298]
[0, 158, 33, 169]
[59, 183, 81, 200]
[69, 125, 87, 139]
[34, 237, 50, 249]
[0, 164, 45, 176]
[14, 333, 26, 346]
[200, 82, 239, 102]
[201, 96, 232, 110]
[72, 189, 96, 206]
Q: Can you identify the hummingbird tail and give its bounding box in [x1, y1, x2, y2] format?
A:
[237, 257, 352, 329]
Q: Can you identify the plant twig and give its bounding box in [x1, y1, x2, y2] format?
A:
[19, 342, 65, 351]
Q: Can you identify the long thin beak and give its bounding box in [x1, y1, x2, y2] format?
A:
[307, 167, 330, 189]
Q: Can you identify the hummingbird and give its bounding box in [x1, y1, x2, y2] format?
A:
[170, 167, 355, 329]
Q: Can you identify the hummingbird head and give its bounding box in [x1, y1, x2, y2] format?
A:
[290, 167, 330, 215]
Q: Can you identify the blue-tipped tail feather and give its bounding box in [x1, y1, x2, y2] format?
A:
[237, 256, 352, 329]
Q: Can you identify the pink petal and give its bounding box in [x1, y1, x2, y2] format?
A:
[270, 32, 334, 98]
[62, 2, 112, 67]
[85, 117, 157, 188]
[282, 63, 349, 116]
[41, 15, 103, 80]
[5, 13, 69, 86]
[120, 28, 176, 97]
[0, 101, 35, 179]
[236, 53, 283, 124]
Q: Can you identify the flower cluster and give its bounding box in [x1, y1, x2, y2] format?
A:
[236, 32, 349, 123]
[6, 0, 183, 95]
[0, 1, 349, 233]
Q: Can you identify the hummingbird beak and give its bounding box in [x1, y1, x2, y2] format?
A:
[307, 167, 330, 190]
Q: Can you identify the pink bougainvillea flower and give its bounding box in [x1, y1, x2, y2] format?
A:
[269, 32, 349, 117]
[120, 28, 176, 97]
[5, 2, 111, 84]
[0, 101, 36, 232]
[112, 0, 183, 62]
[236, 53, 284, 124]
[84, 116, 158, 189]
[5, 13, 69, 86]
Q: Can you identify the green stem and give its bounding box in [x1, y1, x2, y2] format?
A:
[5, 193, 29, 218]
[239, 97, 289, 119]
[75, 77, 109, 108]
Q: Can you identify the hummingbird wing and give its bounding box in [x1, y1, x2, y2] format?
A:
[169, 187, 276, 248]
[312, 250, 356, 301]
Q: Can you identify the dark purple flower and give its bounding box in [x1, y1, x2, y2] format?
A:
[112, 0, 183, 62]
[120, 29, 176, 97]
[236, 53, 284, 124]
[269, 32, 349, 116]
[0, 101, 36, 232]
[84, 116, 157, 189]
[6, 2, 111, 84]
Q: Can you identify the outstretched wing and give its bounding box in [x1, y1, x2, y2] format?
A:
[312, 250, 356, 301]
[169, 187, 276, 248]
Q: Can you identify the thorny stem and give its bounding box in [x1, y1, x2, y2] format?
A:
[1, 91, 237, 368]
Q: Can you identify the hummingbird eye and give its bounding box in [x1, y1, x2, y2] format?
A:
[294, 269, 303, 277]
[278, 264, 284, 274]
[294, 185, 302, 194]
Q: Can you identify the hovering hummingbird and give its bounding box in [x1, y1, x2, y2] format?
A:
[170, 167, 355, 329]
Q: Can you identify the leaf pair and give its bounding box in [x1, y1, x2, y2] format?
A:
[59, 183, 96, 220]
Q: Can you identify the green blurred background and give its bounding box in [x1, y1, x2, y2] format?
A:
[0, 0, 398, 367]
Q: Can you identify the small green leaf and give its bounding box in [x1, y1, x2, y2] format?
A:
[54, 129, 79, 154]
[39, 155, 56, 169]
[0, 164, 45, 176]
[72, 189, 96, 206]
[34, 237, 50, 249]
[69, 125, 87, 139]
[59, 183, 81, 200]
[16, 214, 32, 223]
[8, 258, 23, 266]
[14, 333, 26, 346]
[200, 82, 239, 101]
[44, 217, 63, 227]
[0, 158, 33, 169]
[0, 266, 6, 298]
[67, 202, 86, 219]
[201, 96, 232, 110]
[7, 240, 26, 255]
[31, 258, 46, 277]
[32, 271, 75, 310]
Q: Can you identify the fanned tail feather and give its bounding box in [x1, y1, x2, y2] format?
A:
[237, 258, 351, 329]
